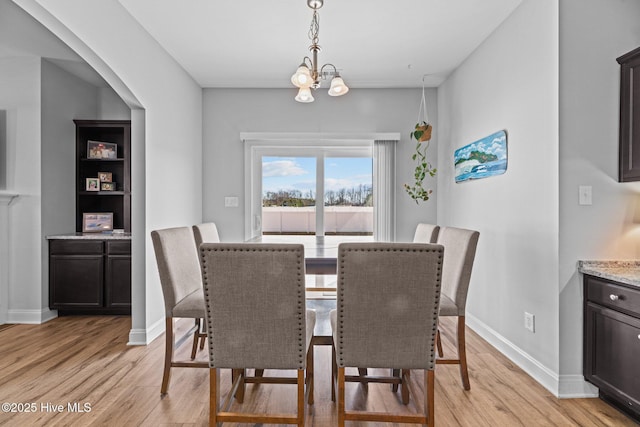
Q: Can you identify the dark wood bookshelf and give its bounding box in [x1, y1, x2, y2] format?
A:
[74, 120, 131, 232]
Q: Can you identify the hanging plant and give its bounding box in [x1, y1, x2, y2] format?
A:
[404, 79, 437, 203]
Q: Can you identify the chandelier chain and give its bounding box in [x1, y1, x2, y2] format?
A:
[308, 10, 320, 45]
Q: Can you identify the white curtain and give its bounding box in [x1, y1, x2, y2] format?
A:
[373, 139, 396, 242]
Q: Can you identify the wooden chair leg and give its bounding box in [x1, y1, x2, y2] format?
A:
[161, 317, 173, 395]
[338, 367, 346, 427]
[391, 368, 400, 392]
[357, 368, 369, 390]
[199, 321, 207, 350]
[457, 316, 470, 390]
[331, 344, 336, 402]
[306, 343, 314, 405]
[426, 369, 434, 427]
[231, 369, 245, 403]
[190, 318, 201, 360]
[297, 370, 305, 427]
[436, 329, 444, 358]
[401, 369, 410, 404]
[210, 368, 220, 427]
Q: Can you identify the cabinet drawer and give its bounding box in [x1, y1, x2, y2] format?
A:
[586, 275, 640, 318]
[107, 240, 131, 255]
[49, 240, 103, 255]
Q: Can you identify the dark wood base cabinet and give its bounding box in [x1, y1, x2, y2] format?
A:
[584, 274, 640, 422]
[49, 239, 131, 315]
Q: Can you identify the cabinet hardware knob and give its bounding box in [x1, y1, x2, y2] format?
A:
[609, 294, 619, 301]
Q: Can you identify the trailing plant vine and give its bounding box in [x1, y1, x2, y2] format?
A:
[404, 122, 437, 203]
[404, 77, 436, 203]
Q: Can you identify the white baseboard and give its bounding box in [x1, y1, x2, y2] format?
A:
[466, 313, 597, 398]
[558, 374, 598, 398]
[128, 316, 164, 346]
[7, 308, 57, 324]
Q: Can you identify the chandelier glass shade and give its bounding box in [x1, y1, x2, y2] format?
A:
[291, 64, 313, 89]
[291, 0, 348, 102]
[294, 87, 315, 103]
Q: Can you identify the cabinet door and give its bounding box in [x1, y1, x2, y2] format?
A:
[584, 302, 640, 414]
[49, 255, 104, 308]
[105, 255, 131, 309]
[618, 47, 640, 182]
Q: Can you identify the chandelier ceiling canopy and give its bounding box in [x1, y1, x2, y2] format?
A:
[290, 0, 349, 103]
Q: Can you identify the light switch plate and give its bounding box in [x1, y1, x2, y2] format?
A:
[224, 196, 239, 207]
[578, 186, 592, 205]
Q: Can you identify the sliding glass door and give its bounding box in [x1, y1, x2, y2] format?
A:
[323, 157, 373, 235]
[260, 149, 373, 236]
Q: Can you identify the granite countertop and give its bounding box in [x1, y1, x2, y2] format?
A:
[46, 232, 131, 240]
[578, 260, 640, 288]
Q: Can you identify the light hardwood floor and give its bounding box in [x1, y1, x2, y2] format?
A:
[0, 315, 636, 426]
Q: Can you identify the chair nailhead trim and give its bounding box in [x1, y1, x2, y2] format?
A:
[336, 245, 444, 368]
[201, 245, 307, 369]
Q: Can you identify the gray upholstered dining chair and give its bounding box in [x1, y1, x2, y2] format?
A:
[151, 226, 208, 395]
[189, 222, 221, 358]
[366, 222, 441, 390]
[192, 222, 220, 247]
[434, 226, 480, 390]
[413, 222, 440, 243]
[200, 243, 316, 426]
[331, 242, 443, 427]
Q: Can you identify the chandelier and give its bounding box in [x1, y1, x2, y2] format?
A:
[290, 0, 349, 103]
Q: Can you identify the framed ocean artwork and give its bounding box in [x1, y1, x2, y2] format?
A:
[454, 130, 508, 183]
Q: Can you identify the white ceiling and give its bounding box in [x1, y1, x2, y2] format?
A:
[119, 0, 523, 88]
[2, 0, 523, 90]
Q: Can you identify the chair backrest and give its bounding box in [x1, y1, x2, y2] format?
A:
[151, 226, 203, 317]
[192, 222, 220, 247]
[200, 243, 308, 370]
[436, 226, 480, 314]
[335, 242, 444, 370]
[413, 223, 440, 243]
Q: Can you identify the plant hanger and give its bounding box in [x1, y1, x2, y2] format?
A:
[417, 75, 430, 126]
[404, 75, 437, 203]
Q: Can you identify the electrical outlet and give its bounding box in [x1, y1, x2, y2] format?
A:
[578, 185, 592, 205]
[524, 312, 535, 333]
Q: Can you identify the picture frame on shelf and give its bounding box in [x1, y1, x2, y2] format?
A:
[86, 177, 100, 191]
[101, 182, 116, 191]
[87, 140, 117, 159]
[82, 212, 113, 233]
[98, 171, 113, 182]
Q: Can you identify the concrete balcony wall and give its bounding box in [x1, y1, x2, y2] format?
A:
[262, 206, 373, 234]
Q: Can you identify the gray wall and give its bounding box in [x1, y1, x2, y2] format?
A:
[0, 56, 48, 321]
[97, 87, 131, 120]
[202, 88, 438, 243]
[558, 0, 640, 393]
[41, 59, 100, 237]
[438, 0, 561, 392]
[0, 109, 5, 189]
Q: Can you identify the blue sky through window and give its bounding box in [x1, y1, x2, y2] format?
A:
[263, 156, 372, 196]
